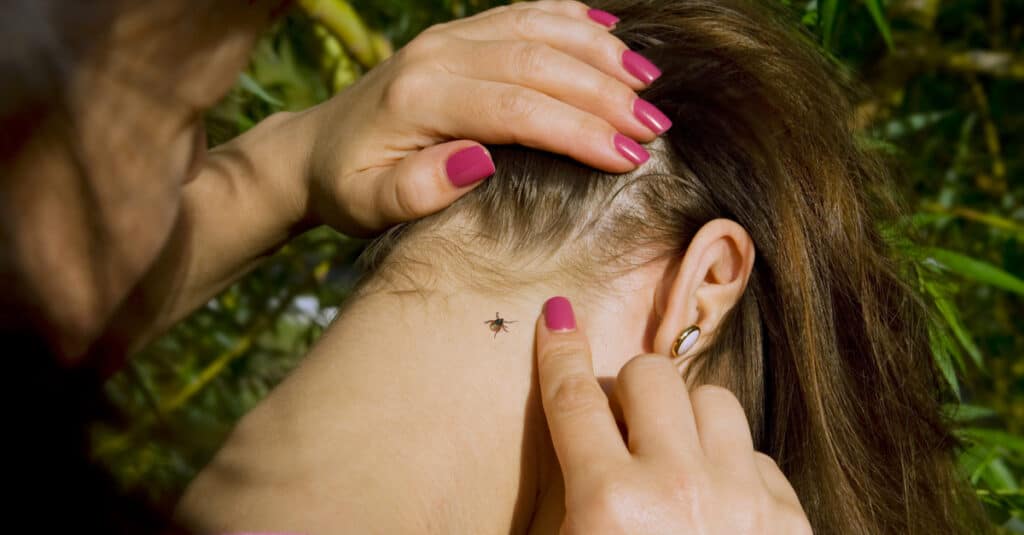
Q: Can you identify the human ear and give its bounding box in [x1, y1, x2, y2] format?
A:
[652, 219, 756, 364]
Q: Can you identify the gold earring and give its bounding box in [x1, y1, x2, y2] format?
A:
[671, 325, 701, 358]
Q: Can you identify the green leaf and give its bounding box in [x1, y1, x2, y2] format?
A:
[978, 458, 1020, 492]
[948, 404, 999, 423]
[820, 0, 839, 49]
[930, 326, 961, 400]
[961, 428, 1024, 456]
[933, 292, 985, 371]
[926, 248, 1024, 296]
[862, 0, 893, 49]
[238, 72, 284, 108]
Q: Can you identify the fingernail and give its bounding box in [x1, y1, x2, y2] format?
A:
[446, 145, 495, 187]
[587, 8, 619, 27]
[544, 296, 576, 332]
[633, 98, 672, 135]
[614, 133, 650, 166]
[622, 50, 662, 85]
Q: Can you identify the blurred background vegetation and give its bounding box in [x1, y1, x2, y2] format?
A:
[89, 0, 1024, 530]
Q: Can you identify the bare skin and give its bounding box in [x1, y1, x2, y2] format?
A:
[534, 300, 812, 535]
[7, 0, 657, 364]
[3, 0, 811, 531]
[177, 219, 810, 534]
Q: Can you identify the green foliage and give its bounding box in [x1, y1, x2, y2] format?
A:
[95, 0, 1024, 529]
[815, 0, 893, 51]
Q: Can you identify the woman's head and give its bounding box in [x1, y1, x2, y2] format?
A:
[360, 0, 985, 532]
[0, 0, 274, 359]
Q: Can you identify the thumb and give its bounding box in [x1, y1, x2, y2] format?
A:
[365, 140, 494, 229]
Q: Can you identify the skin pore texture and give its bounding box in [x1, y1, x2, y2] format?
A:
[176, 219, 755, 534]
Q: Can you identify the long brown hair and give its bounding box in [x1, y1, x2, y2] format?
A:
[361, 0, 988, 531]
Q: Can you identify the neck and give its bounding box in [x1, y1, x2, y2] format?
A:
[325, 286, 564, 532]
[179, 269, 660, 533]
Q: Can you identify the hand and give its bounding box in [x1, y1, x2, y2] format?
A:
[535, 297, 813, 534]
[285, 0, 669, 235]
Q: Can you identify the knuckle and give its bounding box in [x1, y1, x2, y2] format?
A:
[382, 69, 429, 112]
[540, 339, 586, 363]
[509, 41, 554, 78]
[494, 87, 540, 124]
[532, 0, 588, 16]
[487, 4, 512, 15]
[592, 74, 633, 105]
[561, 115, 614, 157]
[510, 8, 545, 37]
[623, 353, 673, 375]
[418, 22, 447, 37]
[559, 0, 590, 9]
[392, 173, 432, 218]
[577, 481, 630, 528]
[693, 385, 753, 443]
[550, 374, 607, 417]
[566, 0, 591, 12]
[401, 32, 445, 59]
[618, 354, 672, 387]
[581, 115, 614, 141]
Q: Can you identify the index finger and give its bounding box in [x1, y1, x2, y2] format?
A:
[536, 296, 630, 486]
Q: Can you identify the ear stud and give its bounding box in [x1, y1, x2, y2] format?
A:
[670, 325, 701, 358]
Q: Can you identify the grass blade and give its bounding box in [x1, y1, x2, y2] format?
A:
[927, 247, 1024, 296]
[863, 0, 894, 49]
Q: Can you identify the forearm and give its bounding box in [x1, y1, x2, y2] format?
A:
[94, 110, 316, 358]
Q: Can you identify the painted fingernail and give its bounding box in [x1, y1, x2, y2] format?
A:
[544, 296, 577, 332]
[446, 145, 495, 187]
[622, 50, 662, 85]
[587, 8, 620, 27]
[614, 133, 650, 166]
[633, 98, 672, 135]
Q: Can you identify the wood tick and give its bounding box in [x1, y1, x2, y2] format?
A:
[484, 312, 517, 338]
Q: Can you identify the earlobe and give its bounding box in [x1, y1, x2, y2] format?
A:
[652, 219, 755, 361]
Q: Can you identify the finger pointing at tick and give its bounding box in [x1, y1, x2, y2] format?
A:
[535, 296, 813, 534]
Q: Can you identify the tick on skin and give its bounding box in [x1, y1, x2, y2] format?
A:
[484, 312, 517, 338]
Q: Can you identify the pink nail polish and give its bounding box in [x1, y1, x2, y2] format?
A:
[622, 50, 662, 85]
[544, 296, 576, 332]
[587, 8, 619, 27]
[446, 145, 495, 187]
[633, 98, 672, 135]
[614, 134, 650, 166]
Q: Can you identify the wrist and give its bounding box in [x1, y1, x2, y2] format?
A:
[208, 109, 318, 238]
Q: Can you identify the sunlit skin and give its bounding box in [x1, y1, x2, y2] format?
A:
[62, 0, 674, 369]
[177, 219, 809, 534]
[2, 0, 811, 532]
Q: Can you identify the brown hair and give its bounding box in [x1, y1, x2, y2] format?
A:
[360, 0, 988, 532]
